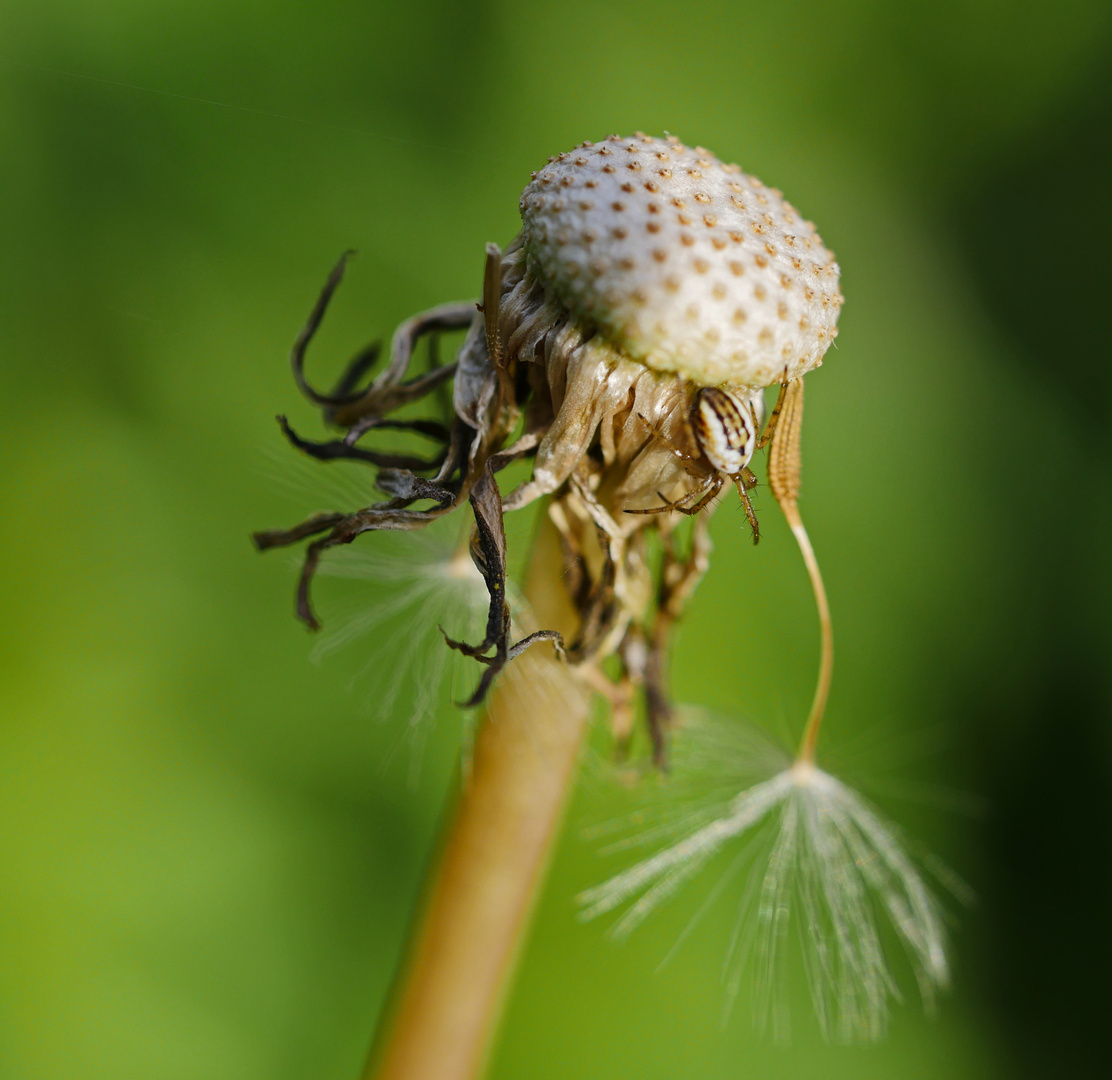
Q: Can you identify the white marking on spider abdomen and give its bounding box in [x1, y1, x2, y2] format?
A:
[692, 388, 756, 477]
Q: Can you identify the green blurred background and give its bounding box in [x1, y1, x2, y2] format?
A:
[3, 1, 1111, 1077]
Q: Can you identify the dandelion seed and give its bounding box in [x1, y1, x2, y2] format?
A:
[255, 441, 382, 515]
[578, 720, 951, 1042]
[307, 520, 494, 770]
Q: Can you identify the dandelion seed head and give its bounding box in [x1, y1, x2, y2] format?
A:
[522, 135, 841, 391]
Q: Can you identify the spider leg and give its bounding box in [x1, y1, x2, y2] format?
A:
[623, 479, 714, 516]
[673, 476, 723, 516]
[623, 504, 674, 516]
[734, 476, 761, 544]
[635, 413, 700, 464]
[623, 489, 682, 516]
[756, 367, 791, 450]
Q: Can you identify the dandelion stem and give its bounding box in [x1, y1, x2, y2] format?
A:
[365, 510, 588, 1080]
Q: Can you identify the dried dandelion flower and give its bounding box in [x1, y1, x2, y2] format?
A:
[255, 133, 842, 762]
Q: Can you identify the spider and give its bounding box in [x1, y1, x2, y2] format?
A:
[626, 381, 791, 544]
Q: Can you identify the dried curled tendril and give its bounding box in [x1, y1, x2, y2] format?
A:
[254, 247, 803, 759]
[253, 250, 559, 710]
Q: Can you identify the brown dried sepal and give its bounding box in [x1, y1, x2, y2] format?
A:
[441, 462, 565, 708]
[765, 376, 805, 519]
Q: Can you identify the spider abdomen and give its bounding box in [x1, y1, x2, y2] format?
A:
[692, 387, 756, 477]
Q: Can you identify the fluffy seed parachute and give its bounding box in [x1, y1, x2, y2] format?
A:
[579, 717, 951, 1041]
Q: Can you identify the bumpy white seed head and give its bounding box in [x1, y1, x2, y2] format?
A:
[520, 133, 842, 390]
